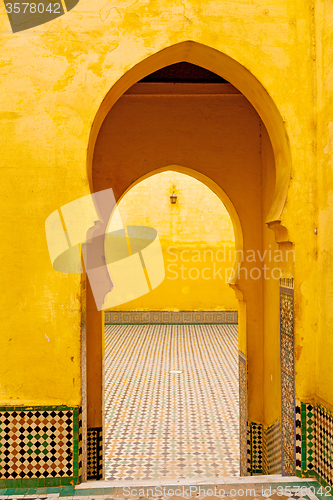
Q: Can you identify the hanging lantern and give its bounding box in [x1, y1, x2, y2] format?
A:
[170, 191, 177, 204]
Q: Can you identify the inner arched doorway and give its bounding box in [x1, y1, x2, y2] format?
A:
[83, 46, 295, 482]
[102, 169, 240, 480]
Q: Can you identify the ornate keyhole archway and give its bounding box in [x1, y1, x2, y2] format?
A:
[82, 41, 295, 481]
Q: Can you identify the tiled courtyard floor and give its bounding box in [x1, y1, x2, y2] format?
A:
[3, 327, 329, 499]
[104, 324, 239, 481]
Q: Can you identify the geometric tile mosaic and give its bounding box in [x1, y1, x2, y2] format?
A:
[238, 351, 247, 476]
[87, 428, 102, 480]
[262, 425, 268, 475]
[104, 324, 240, 480]
[247, 425, 251, 475]
[248, 419, 281, 476]
[0, 409, 75, 480]
[266, 418, 282, 474]
[295, 401, 333, 488]
[305, 404, 315, 474]
[78, 407, 82, 482]
[104, 310, 238, 325]
[315, 404, 333, 486]
[295, 401, 302, 473]
[248, 422, 264, 474]
[280, 277, 296, 476]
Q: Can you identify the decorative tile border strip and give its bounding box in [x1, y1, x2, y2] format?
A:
[306, 403, 315, 474]
[296, 401, 315, 476]
[87, 428, 102, 480]
[316, 404, 333, 486]
[247, 425, 251, 475]
[296, 401, 333, 488]
[295, 400, 302, 473]
[262, 424, 268, 475]
[266, 418, 282, 474]
[280, 277, 296, 476]
[280, 277, 294, 288]
[248, 419, 282, 476]
[248, 422, 264, 474]
[0, 406, 81, 489]
[239, 351, 248, 476]
[78, 407, 82, 481]
[104, 310, 238, 324]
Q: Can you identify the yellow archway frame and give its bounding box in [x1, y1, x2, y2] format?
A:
[83, 41, 293, 481]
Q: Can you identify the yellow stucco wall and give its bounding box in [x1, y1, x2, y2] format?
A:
[314, 0, 333, 412]
[0, 0, 329, 426]
[107, 171, 237, 311]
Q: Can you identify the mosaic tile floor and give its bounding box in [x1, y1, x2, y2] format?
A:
[104, 324, 239, 481]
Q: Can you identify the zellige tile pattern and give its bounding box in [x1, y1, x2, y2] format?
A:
[0, 409, 75, 481]
[104, 311, 238, 325]
[87, 428, 102, 480]
[266, 418, 282, 474]
[296, 400, 333, 488]
[280, 278, 296, 476]
[104, 324, 239, 481]
[249, 422, 264, 474]
[238, 351, 247, 476]
[315, 404, 333, 487]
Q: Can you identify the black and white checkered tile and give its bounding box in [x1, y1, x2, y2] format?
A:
[87, 428, 102, 480]
[315, 405, 333, 485]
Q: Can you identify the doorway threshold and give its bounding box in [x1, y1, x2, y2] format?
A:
[76, 475, 314, 489]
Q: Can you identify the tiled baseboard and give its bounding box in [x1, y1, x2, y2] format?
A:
[239, 351, 247, 476]
[87, 428, 102, 480]
[296, 400, 333, 488]
[265, 419, 282, 474]
[104, 310, 238, 324]
[248, 422, 264, 474]
[280, 279, 296, 477]
[247, 419, 281, 476]
[0, 406, 81, 489]
[248, 398, 333, 485]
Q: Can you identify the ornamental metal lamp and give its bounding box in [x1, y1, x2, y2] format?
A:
[170, 191, 177, 204]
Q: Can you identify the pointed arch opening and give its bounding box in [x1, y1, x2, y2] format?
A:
[82, 42, 295, 483]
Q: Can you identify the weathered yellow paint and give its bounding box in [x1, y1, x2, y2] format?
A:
[314, 0, 333, 412]
[109, 170, 238, 311]
[0, 0, 331, 439]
